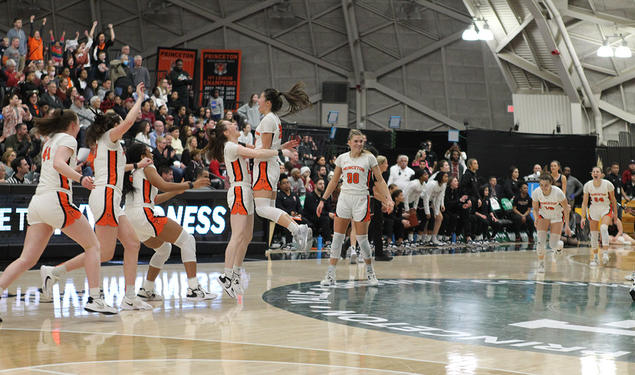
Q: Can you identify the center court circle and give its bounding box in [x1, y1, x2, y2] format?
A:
[262, 278, 635, 362]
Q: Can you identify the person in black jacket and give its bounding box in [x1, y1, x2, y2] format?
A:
[459, 158, 480, 208]
[275, 174, 307, 244]
[444, 176, 473, 242]
[303, 178, 334, 242]
[168, 59, 192, 108]
[502, 166, 521, 199]
[512, 182, 534, 240]
[606, 162, 623, 219]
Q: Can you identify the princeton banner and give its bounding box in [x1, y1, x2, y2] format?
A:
[199, 49, 241, 109]
[155, 47, 197, 83]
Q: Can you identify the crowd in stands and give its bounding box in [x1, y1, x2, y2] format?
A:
[3, 16, 635, 256]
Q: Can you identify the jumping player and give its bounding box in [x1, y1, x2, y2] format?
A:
[0, 110, 116, 321]
[252, 83, 312, 251]
[317, 129, 394, 286]
[122, 143, 216, 301]
[581, 166, 618, 266]
[206, 120, 297, 297]
[531, 174, 571, 273]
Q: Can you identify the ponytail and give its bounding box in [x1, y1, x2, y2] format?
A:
[34, 109, 77, 136]
[204, 120, 230, 163]
[86, 112, 121, 146]
[264, 81, 311, 114]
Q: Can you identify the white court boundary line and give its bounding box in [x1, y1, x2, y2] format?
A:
[0, 327, 537, 375]
[0, 358, 422, 375]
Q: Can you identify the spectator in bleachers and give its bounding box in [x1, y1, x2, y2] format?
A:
[549, 160, 566, 196]
[303, 177, 333, 242]
[301, 166, 314, 194]
[4, 123, 32, 158]
[460, 158, 480, 209]
[6, 156, 32, 184]
[606, 162, 623, 210]
[40, 81, 63, 109]
[487, 176, 502, 199]
[208, 88, 223, 122]
[180, 136, 197, 166]
[70, 95, 92, 128]
[170, 127, 183, 157]
[26, 16, 45, 65]
[472, 186, 499, 240]
[131, 55, 150, 90]
[90, 24, 115, 65]
[2, 149, 16, 177]
[624, 174, 635, 201]
[3, 38, 21, 68]
[97, 78, 111, 100]
[1, 59, 21, 89]
[275, 173, 306, 243]
[48, 29, 65, 67]
[288, 168, 305, 196]
[384, 189, 411, 246]
[2, 92, 32, 139]
[411, 149, 429, 171]
[237, 93, 261, 129]
[153, 135, 183, 182]
[134, 120, 151, 146]
[512, 182, 534, 241]
[237, 123, 253, 146]
[0, 162, 6, 182]
[149, 120, 165, 148]
[168, 59, 192, 108]
[563, 166, 583, 208]
[25, 91, 41, 119]
[174, 106, 188, 128]
[184, 148, 204, 182]
[6, 18, 26, 70]
[524, 164, 542, 181]
[140, 99, 155, 123]
[622, 160, 635, 185]
[84, 79, 98, 101]
[422, 139, 438, 170]
[387, 155, 414, 192]
[503, 166, 520, 199]
[0, 37, 8, 59]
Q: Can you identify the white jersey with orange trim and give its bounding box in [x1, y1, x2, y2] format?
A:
[224, 141, 251, 186]
[126, 165, 159, 209]
[335, 151, 378, 196]
[584, 179, 613, 210]
[255, 112, 282, 151]
[93, 129, 126, 193]
[35, 132, 78, 196]
[532, 185, 566, 222]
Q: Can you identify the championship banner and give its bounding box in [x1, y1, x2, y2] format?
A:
[155, 47, 197, 83]
[199, 49, 241, 110]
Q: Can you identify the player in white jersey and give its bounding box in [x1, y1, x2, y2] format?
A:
[403, 168, 429, 243]
[424, 171, 449, 245]
[206, 120, 297, 298]
[0, 110, 116, 322]
[317, 130, 394, 287]
[42, 83, 154, 311]
[121, 143, 215, 301]
[531, 174, 571, 273]
[581, 166, 617, 266]
[252, 83, 312, 251]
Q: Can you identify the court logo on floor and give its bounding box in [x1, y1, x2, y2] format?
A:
[262, 278, 635, 361]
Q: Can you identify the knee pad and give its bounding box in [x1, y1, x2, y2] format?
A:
[149, 242, 172, 269]
[600, 224, 609, 247]
[255, 198, 283, 223]
[536, 231, 547, 257]
[357, 234, 372, 260]
[549, 233, 561, 250]
[175, 230, 197, 263]
[330, 232, 345, 259]
[590, 231, 599, 249]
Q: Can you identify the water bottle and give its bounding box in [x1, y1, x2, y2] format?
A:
[317, 235, 323, 251]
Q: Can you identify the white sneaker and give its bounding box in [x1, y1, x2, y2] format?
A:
[40, 266, 59, 302]
[590, 255, 599, 267]
[630, 285, 635, 302]
[537, 261, 545, 273]
[367, 270, 379, 286]
[431, 237, 443, 246]
[218, 274, 236, 298]
[320, 269, 336, 286]
[625, 272, 635, 281]
[602, 252, 610, 265]
[121, 296, 153, 310]
[293, 224, 311, 251]
[231, 275, 245, 296]
[349, 247, 358, 264]
[85, 296, 118, 315]
[137, 287, 163, 301]
[186, 286, 217, 301]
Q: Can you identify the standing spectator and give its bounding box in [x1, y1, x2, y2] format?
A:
[2, 93, 32, 139]
[208, 89, 223, 121]
[0, 37, 8, 60]
[512, 182, 534, 241]
[26, 16, 45, 63]
[487, 176, 502, 199]
[131, 55, 150, 89]
[2, 38, 21, 67]
[6, 157, 33, 184]
[444, 143, 466, 169]
[168, 59, 192, 108]
[422, 139, 438, 170]
[622, 160, 635, 185]
[460, 158, 480, 209]
[118, 45, 130, 59]
[448, 149, 465, 180]
[524, 164, 542, 181]
[4, 123, 32, 158]
[502, 166, 520, 199]
[549, 160, 567, 197]
[6, 18, 27, 71]
[48, 29, 65, 67]
[563, 166, 584, 208]
[387, 154, 414, 192]
[369, 155, 393, 260]
[606, 162, 623, 218]
[237, 93, 261, 129]
[303, 178, 334, 242]
[157, 78, 169, 103]
[237, 123, 253, 146]
[90, 24, 115, 65]
[40, 81, 63, 109]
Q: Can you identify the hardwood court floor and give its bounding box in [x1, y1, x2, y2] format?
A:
[0, 245, 634, 374]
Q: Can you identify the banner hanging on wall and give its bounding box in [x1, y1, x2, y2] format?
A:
[199, 49, 241, 110]
[155, 47, 197, 84]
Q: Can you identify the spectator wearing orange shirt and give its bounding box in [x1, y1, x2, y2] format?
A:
[27, 15, 46, 63]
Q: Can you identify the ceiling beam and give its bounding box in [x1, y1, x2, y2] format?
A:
[368, 80, 463, 130]
[595, 66, 635, 92]
[561, 6, 635, 35]
[581, 62, 617, 76]
[374, 31, 462, 78]
[598, 100, 635, 124]
[414, 0, 472, 23]
[497, 52, 563, 87]
[495, 15, 534, 53]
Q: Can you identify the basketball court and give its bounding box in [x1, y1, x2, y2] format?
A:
[1, 245, 633, 374]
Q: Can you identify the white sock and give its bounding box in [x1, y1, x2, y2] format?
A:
[53, 264, 67, 277]
[142, 279, 155, 291]
[366, 264, 374, 274]
[224, 268, 232, 277]
[232, 266, 242, 280]
[125, 285, 135, 299]
[327, 265, 336, 274]
[408, 233, 414, 242]
[288, 220, 300, 235]
[89, 287, 100, 299]
[187, 277, 199, 289]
